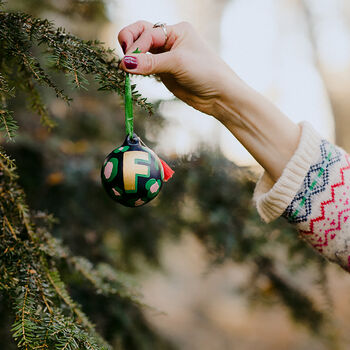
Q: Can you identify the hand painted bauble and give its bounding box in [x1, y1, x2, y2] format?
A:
[101, 134, 164, 207]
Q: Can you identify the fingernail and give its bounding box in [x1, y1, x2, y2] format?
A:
[121, 42, 127, 54]
[124, 56, 138, 69]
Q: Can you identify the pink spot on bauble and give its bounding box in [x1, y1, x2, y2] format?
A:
[135, 199, 144, 206]
[112, 188, 121, 197]
[150, 182, 160, 194]
[345, 216, 349, 223]
[331, 234, 336, 240]
[104, 162, 113, 179]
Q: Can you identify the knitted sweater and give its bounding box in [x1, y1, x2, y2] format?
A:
[253, 122, 350, 272]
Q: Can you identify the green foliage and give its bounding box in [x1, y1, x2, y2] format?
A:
[3, 0, 108, 23]
[0, 109, 18, 140]
[0, 0, 341, 349]
[0, 2, 164, 349]
[147, 152, 333, 333]
[0, 4, 152, 141]
[0, 148, 144, 348]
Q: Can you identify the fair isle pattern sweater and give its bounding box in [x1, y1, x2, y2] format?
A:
[253, 122, 350, 272]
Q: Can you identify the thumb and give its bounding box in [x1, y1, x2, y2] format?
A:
[120, 52, 175, 75]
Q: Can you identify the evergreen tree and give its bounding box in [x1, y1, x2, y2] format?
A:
[0, 1, 172, 349]
[0, 0, 343, 349]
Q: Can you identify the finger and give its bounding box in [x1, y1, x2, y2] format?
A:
[118, 20, 153, 53]
[120, 52, 176, 75]
[126, 27, 168, 54]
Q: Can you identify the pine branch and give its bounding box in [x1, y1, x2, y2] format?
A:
[0, 108, 18, 141]
[45, 268, 95, 331]
[69, 257, 148, 313]
[25, 80, 57, 129]
[0, 146, 15, 169]
[0, 150, 136, 349]
[0, 9, 153, 141]
[0, 72, 15, 97]
[36, 229, 139, 301]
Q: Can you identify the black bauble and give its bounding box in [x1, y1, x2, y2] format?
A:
[101, 134, 164, 207]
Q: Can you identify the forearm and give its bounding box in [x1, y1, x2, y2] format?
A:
[119, 20, 350, 272]
[213, 76, 301, 181]
[218, 77, 350, 272]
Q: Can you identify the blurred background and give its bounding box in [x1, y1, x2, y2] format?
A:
[3, 0, 350, 349]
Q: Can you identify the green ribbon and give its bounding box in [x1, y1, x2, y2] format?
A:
[124, 73, 133, 138]
[124, 48, 141, 138]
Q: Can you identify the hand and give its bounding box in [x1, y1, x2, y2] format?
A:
[118, 21, 240, 118]
[118, 20, 300, 182]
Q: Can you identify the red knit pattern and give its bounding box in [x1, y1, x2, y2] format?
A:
[300, 154, 350, 253]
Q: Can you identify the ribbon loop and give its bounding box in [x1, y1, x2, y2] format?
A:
[124, 73, 133, 138]
[124, 48, 141, 138]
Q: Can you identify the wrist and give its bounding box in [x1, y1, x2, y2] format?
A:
[212, 73, 257, 126]
[211, 73, 301, 181]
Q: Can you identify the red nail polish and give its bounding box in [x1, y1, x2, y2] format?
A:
[124, 56, 137, 69]
[122, 42, 127, 54]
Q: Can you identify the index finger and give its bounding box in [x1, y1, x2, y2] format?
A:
[118, 20, 154, 53]
[118, 20, 175, 54]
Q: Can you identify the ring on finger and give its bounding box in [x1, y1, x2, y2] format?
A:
[153, 22, 168, 45]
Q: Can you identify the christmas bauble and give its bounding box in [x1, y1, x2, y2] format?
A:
[101, 134, 164, 207]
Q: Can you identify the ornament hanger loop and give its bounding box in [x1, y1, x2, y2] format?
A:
[124, 48, 142, 138]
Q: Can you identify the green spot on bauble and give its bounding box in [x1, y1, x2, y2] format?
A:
[113, 146, 129, 153]
[145, 178, 161, 198]
[103, 158, 118, 182]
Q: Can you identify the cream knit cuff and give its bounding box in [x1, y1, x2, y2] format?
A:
[253, 122, 322, 223]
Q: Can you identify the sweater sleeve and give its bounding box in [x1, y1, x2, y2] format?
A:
[253, 122, 350, 272]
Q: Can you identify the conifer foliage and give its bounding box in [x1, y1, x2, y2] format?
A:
[0, 0, 152, 142]
[0, 1, 150, 348]
[1, 147, 131, 349]
[0, 0, 343, 348]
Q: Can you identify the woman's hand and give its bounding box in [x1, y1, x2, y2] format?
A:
[118, 21, 300, 181]
[118, 20, 240, 118]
